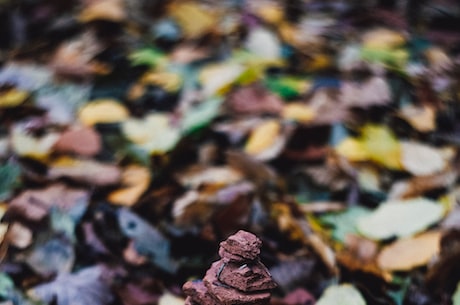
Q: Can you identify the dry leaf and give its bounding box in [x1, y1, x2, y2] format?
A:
[245, 27, 281, 60]
[400, 141, 447, 176]
[11, 126, 59, 159]
[169, 2, 216, 39]
[341, 77, 391, 107]
[8, 184, 89, 221]
[175, 165, 242, 189]
[78, 99, 129, 126]
[398, 104, 436, 132]
[79, 0, 126, 23]
[362, 28, 406, 50]
[0, 88, 29, 108]
[377, 231, 441, 271]
[244, 120, 281, 156]
[226, 85, 283, 115]
[199, 62, 245, 97]
[282, 103, 316, 123]
[48, 157, 121, 186]
[53, 126, 101, 156]
[158, 292, 184, 305]
[108, 166, 151, 206]
[6, 222, 33, 249]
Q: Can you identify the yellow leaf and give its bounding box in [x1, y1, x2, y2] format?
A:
[108, 166, 151, 206]
[245, 120, 281, 156]
[0, 89, 29, 108]
[377, 231, 441, 271]
[140, 71, 182, 92]
[361, 125, 401, 169]
[336, 138, 369, 162]
[78, 99, 129, 126]
[169, 2, 215, 39]
[282, 103, 316, 123]
[79, 0, 126, 22]
[362, 28, 406, 50]
[255, 4, 283, 24]
[199, 63, 245, 96]
[11, 126, 59, 159]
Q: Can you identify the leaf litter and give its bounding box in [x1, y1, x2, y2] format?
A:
[0, 0, 460, 304]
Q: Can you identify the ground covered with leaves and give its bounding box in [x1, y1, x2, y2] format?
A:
[1, 0, 460, 304]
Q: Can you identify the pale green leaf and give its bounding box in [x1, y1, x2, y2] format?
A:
[357, 198, 444, 240]
[320, 207, 371, 243]
[453, 282, 460, 305]
[181, 97, 223, 133]
[316, 284, 366, 305]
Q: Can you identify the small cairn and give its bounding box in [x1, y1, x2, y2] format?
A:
[183, 230, 277, 305]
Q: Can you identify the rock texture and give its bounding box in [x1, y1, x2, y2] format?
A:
[183, 230, 277, 305]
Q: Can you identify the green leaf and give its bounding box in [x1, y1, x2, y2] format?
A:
[265, 76, 310, 100]
[129, 48, 167, 67]
[319, 207, 371, 243]
[316, 284, 366, 305]
[0, 273, 15, 299]
[357, 198, 444, 240]
[360, 47, 409, 72]
[0, 162, 22, 201]
[453, 282, 460, 305]
[181, 97, 223, 133]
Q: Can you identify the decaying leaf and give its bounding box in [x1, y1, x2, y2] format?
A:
[316, 284, 366, 305]
[28, 266, 113, 305]
[8, 183, 89, 221]
[108, 165, 151, 206]
[377, 231, 441, 271]
[357, 198, 445, 240]
[48, 157, 121, 186]
[53, 126, 101, 156]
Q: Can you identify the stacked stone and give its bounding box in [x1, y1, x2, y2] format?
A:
[183, 230, 277, 305]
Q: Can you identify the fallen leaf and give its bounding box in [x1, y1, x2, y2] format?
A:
[79, 0, 126, 23]
[320, 207, 371, 243]
[122, 113, 181, 153]
[11, 126, 59, 159]
[400, 141, 447, 176]
[226, 84, 283, 115]
[377, 231, 441, 271]
[48, 157, 121, 186]
[199, 62, 245, 97]
[398, 104, 436, 132]
[0, 162, 21, 201]
[78, 99, 129, 126]
[181, 97, 223, 133]
[158, 292, 184, 305]
[168, 2, 216, 39]
[108, 165, 151, 206]
[453, 282, 460, 305]
[175, 165, 242, 189]
[28, 266, 113, 305]
[244, 119, 281, 156]
[282, 103, 316, 123]
[8, 184, 89, 221]
[0, 88, 29, 108]
[316, 284, 366, 305]
[357, 198, 445, 240]
[245, 27, 282, 60]
[53, 126, 101, 156]
[6, 222, 32, 249]
[362, 28, 406, 50]
[341, 77, 391, 108]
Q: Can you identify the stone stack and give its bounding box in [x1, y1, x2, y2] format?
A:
[183, 230, 277, 305]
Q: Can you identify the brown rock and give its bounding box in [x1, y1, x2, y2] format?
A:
[182, 280, 215, 305]
[219, 230, 262, 262]
[204, 262, 271, 305]
[216, 261, 277, 292]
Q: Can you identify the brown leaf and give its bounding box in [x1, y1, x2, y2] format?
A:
[225, 84, 283, 115]
[79, 0, 126, 23]
[377, 231, 441, 271]
[108, 166, 151, 206]
[48, 157, 121, 186]
[54, 126, 101, 156]
[8, 184, 89, 221]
